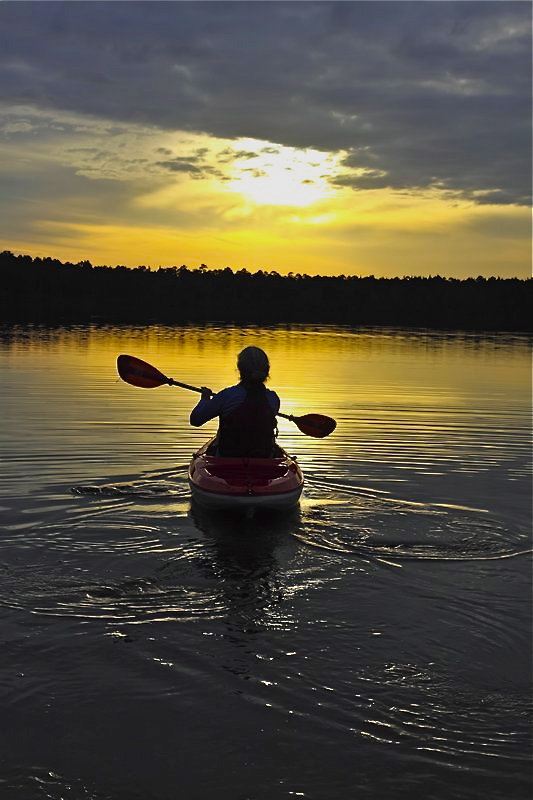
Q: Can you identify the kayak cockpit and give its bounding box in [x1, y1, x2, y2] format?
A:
[188, 440, 303, 510]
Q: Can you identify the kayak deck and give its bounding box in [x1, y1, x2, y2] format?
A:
[188, 441, 303, 509]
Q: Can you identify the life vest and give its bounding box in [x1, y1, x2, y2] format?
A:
[217, 389, 277, 457]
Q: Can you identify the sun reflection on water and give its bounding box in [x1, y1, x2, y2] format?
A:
[1, 323, 530, 503]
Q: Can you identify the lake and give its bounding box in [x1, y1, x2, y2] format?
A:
[1, 324, 531, 800]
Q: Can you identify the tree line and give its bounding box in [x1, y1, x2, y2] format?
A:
[1, 250, 531, 331]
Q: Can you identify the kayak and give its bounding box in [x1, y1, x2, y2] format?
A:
[188, 440, 304, 510]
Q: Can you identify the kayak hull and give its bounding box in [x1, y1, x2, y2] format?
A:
[188, 441, 304, 510]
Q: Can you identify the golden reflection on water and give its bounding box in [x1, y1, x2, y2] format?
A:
[1, 324, 530, 491]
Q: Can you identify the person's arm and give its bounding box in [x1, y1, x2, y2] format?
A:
[190, 388, 225, 426]
[269, 390, 281, 416]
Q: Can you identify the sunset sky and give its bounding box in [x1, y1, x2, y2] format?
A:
[0, 1, 531, 278]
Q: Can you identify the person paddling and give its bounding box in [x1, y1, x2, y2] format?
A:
[189, 346, 280, 457]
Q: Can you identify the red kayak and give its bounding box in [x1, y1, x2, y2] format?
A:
[188, 440, 304, 510]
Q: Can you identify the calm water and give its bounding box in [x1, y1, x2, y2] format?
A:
[1, 324, 531, 800]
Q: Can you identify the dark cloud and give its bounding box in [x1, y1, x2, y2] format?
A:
[0, 1, 530, 205]
[216, 148, 263, 163]
[155, 155, 222, 179]
[156, 159, 203, 174]
[156, 157, 224, 181]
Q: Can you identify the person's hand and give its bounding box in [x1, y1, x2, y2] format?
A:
[200, 386, 212, 399]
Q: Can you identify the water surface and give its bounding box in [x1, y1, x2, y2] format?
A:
[1, 324, 531, 800]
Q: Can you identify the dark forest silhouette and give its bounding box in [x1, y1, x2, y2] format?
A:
[1, 250, 531, 331]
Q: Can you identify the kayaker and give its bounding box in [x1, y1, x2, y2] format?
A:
[189, 346, 280, 457]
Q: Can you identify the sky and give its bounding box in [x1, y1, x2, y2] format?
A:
[0, 1, 531, 278]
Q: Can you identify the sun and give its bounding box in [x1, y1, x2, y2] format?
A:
[225, 138, 339, 208]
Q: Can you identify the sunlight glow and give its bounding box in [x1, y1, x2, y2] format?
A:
[225, 139, 340, 208]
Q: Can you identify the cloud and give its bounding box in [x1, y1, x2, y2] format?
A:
[0, 1, 530, 208]
[155, 150, 226, 180]
[157, 159, 204, 175]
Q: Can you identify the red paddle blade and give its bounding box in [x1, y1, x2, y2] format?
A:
[294, 413, 337, 438]
[117, 354, 170, 388]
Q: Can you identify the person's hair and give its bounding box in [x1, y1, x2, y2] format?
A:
[237, 346, 270, 387]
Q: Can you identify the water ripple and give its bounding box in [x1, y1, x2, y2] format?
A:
[295, 479, 530, 563]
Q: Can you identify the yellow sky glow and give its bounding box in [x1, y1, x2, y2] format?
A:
[0, 109, 530, 278]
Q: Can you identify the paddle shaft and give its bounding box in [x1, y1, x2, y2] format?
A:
[168, 377, 204, 393]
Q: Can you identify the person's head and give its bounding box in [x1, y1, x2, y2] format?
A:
[237, 346, 270, 386]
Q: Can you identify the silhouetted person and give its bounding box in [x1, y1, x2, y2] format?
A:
[190, 346, 279, 457]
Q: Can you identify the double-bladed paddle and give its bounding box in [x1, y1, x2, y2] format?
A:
[116, 354, 336, 439]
